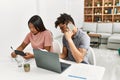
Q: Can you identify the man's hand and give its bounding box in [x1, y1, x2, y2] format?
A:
[64, 30, 73, 41]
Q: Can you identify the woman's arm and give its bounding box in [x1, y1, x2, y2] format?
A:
[11, 42, 28, 58]
[44, 46, 51, 52]
[16, 42, 28, 51]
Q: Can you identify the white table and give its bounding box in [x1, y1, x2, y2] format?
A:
[0, 56, 105, 80]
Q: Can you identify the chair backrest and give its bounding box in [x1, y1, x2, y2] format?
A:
[52, 40, 62, 54]
[87, 47, 96, 65]
[53, 40, 96, 65]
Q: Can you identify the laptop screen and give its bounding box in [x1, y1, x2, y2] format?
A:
[33, 49, 71, 73]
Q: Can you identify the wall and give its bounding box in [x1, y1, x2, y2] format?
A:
[0, 0, 84, 57]
[37, 0, 84, 38]
[0, 0, 37, 57]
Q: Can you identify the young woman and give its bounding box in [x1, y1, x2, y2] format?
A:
[11, 15, 53, 59]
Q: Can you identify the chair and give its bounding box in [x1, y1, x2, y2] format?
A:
[52, 40, 62, 54]
[52, 40, 96, 65]
[87, 47, 96, 65]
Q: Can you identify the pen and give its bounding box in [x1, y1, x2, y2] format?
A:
[10, 46, 14, 51]
[68, 75, 87, 80]
[10, 46, 19, 62]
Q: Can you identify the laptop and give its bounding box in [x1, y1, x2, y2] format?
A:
[33, 49, 71, 73]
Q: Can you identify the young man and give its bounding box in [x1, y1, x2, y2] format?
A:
[55, 13, 90, 63]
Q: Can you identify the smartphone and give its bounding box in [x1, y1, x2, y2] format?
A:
[15, 50, 26, 56]
[67, 23, 74, 31]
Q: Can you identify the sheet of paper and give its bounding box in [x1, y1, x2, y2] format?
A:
[56, 64, 105, 80]
[57, 74, 87, 80]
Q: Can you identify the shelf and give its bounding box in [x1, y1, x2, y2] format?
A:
[84, 0, 120, 22]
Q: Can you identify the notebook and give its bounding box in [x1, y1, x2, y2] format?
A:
[33, 49, 71, 73]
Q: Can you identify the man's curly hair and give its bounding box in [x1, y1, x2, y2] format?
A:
[55, 13, 75, 28]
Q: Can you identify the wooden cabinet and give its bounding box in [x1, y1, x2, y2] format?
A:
[84, 0, 120, 22]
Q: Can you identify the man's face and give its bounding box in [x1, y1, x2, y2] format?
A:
[58, 23, 68, 33]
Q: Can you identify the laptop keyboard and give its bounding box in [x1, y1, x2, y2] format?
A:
[60, 62, 71, 71]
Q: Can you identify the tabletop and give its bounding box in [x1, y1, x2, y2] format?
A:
[0, 55, 105, 80]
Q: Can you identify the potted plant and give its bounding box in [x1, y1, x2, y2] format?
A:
[108, 2, 112, 6]
[97, 9, 101, 14]
[24, 63, 30, 72]
[87, 31, 90, 34]
[116, 19, 120, 22]
[104, 9, 108, 14]
[96, 1, 101, 7]
[115, 1, 119, 6]
[104, 2, 108, 6]
[87, 2, 92, 7]
[118, 48, 120, 56]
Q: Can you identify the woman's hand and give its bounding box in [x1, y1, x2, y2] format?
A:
[11, 52, 17, 58]
[23, 52, 34, 59]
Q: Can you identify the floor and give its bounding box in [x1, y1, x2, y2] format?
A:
[93, 44, 120, 80]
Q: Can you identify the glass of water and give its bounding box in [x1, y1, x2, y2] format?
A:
[14, 55, 23, 67]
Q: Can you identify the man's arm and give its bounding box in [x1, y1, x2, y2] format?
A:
[64, 30, 87, 63]
[67, 39, 87, 63]
[59, 46, 67, 59]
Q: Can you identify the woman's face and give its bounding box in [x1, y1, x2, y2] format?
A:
[28, 23, 39, 35]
